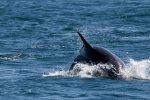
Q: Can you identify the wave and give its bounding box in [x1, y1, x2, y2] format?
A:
[43, 58, 150, 80]
[0, 53, 32, 61]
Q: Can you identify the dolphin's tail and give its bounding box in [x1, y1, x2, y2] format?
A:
[77, 32, 92, 49]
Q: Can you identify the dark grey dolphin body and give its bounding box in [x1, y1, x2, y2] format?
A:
[69, 32, 125, 78]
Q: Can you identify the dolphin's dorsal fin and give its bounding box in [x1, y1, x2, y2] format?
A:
[77, 32, 92, 49]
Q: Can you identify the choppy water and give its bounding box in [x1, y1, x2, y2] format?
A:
[0, 0, 150, 100]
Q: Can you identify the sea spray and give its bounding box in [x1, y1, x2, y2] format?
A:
[121, 59, 150, 79]
[43, 63, 117, 78]
[43, 58, 150, 80]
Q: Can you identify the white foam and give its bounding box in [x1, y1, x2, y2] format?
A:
[43, 70, 69, 77]
[70, 63, 100, 78]
[43, 58, 150, 80]
[121, 59, 150, 79]
[69, 63, 113, 78]
[42, 63, 114, 78]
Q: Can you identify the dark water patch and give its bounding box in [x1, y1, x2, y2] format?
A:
[11, 16, 44, 24]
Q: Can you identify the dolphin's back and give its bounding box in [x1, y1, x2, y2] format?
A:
[79, 46, 124, 72]
[93, 47, 125, 70]
[69, 32, 125, 78]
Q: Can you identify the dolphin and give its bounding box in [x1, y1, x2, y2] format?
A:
[69, 32, 125, 78]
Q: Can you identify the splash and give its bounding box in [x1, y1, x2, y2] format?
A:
[43, 58, 150, 80]
[68, 63, 115, 78]
[42, 63, 113, 78]
[121, 59, 150, 79]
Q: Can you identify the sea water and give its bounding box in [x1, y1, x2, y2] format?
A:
[0, 0, 150, 100]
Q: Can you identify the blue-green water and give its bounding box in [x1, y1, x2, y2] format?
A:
[0, 0, 150, 100]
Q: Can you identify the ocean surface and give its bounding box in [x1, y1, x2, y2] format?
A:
[0, 0, 150, 100]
